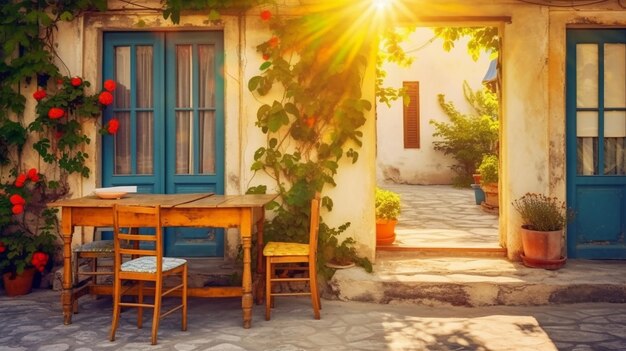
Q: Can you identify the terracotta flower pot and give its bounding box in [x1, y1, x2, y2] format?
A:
[3, 267, 36, 297]
[520, 226, 563, 261]
[376, 218, 397, 245]
[481, 183, 499, 208]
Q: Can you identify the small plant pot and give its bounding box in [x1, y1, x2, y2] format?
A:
[376, 219, 397, 245]
[481, 183, 499, 208]
[3, 268, 36, 297]
[472, 174, 482, 184]
[520, 226, 563, 261]
[470, 184, 485, 205]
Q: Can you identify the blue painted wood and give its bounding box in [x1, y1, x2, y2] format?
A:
[163, 32, 225, 257]
[102, 32, 225, 257]
[566, 29, 626, 259]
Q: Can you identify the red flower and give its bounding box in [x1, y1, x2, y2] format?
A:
[263, 53, 270, 61]
[12, 204, 24, 215]
[27, 168, 39, 182]
[70, 77, 82, 87]
[103, 79, 116, 92]
[10, 194, 25, 205]
[99, 91, 114, 106]
[260, 10, 272, 21]
[107, 118, 120, 134]
[48, 107, 65, 119]
[0, 243, 5, 254]
[32, 252, 49, 271]
[268, 36, 279, 48]
[33, 89, 47, 101]
[56, 78, 64, 86]
[14, 174, 27, 187]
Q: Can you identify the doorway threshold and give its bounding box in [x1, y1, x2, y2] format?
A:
[376, 245, 506, 257]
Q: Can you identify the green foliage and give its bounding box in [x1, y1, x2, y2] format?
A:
[512, 193, 567, 231]
[377, 26, 415, 107]
[0, 1, 109, 272]
[375, 187, 401, 220]
[0, 171, 60, 275]
[430, 82, 499, 186]
[477, 154, 498, 184]
[433, 27, 500, 61]
[247, 8, 374, 273]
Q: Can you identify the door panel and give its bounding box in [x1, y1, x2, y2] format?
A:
[102, 32, 225, 257]
[566, 29, 626, 259]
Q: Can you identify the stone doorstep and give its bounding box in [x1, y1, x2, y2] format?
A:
[327, 255, 626, 307]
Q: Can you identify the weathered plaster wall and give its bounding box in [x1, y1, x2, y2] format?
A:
[377, 28, 492, 185]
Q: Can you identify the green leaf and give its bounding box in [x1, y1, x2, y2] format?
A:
[248, 76, 262, 91]
[259, 61, 272, 71]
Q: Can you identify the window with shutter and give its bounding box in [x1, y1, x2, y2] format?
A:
[403, 81, 420, 148]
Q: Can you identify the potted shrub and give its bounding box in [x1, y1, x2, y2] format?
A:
[375, 187, 401, 245]
[478, 154, 499, 209]
[512, 193, 568, 269]
[0, 169, 57, 296]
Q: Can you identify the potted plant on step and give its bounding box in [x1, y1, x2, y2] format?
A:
[478, 154, 499, 210]
[512, 192, 568, 270]
[375, 187, 401, 245]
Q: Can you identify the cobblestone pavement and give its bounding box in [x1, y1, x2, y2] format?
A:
[378, 183, 499, 248]
[2, 289, 626, 350]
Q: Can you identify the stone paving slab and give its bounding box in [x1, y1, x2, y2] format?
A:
[2, 289, 626, 350]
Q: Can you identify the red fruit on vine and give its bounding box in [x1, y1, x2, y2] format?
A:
[12, 204, 24, 215]
[10, 194, 25, 205]
[33, 89, 47, 101]
[260, 10, 272, 21]
[103, 79, 116, 92]
[99, 91, 114, 106]
[48, 107, 65, 119]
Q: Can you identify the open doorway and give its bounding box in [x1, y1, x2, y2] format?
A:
[375, 26, 503, 254]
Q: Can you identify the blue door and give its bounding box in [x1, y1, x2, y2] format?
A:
[566, 29, 626, 259]
[102, 32, 225, 257]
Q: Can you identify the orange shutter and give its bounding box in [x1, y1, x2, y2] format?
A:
[403, 81, 420, 149]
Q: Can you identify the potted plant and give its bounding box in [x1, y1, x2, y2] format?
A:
[478, 154, 499, 209]
[375, 187, 401, 245]
[0, 169, 57, 296]
[512, 192, 568, 269]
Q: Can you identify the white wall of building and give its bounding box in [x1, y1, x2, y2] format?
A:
[377, 28, 492, 185]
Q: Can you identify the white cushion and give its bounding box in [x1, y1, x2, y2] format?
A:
[121, 256, 186, 273]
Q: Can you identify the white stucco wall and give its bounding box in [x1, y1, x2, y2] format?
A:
[377, 28, 492, 185]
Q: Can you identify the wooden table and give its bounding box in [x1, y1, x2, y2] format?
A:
[49, 193, 277, 328]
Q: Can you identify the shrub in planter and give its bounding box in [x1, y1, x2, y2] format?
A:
[375, 187, 401, 245]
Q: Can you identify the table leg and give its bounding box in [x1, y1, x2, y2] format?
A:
[61, 224, 74, 324]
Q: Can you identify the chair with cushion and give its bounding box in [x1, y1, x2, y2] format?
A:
[72, 227, 117, 313]
[263, 192, 321, 320]
[109, 204, 188, 345]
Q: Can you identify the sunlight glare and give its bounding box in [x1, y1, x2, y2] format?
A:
[373, 0, 392, 11]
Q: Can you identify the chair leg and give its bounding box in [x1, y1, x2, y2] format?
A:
[182, 264, 188, 331]
[109, 275, 121, 341]
[265, 260, 272, 321]
[137, 280, 144, 329]
[73, 253, 80, 314]
[310, 262, 321, 320]
[151, 282, 162, 345]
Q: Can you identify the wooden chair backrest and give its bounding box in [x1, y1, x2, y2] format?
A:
[309, 192, 321, 259]
[112, 204, 163, 273]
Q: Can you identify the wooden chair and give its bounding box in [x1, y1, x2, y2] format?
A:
[109, 204, 188, 345]
[73, 227, 136, 313]
[73, 227, 116, 313]
[263, 192, 321, 320]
